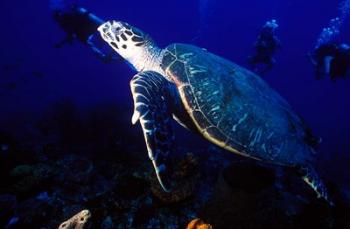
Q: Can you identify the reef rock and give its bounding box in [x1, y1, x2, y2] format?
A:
[9, 163, 55, 197]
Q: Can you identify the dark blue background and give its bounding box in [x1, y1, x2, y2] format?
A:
[1, 0, 349, 192]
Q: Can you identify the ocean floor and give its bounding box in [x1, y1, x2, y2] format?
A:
[0, 101, 349, 229]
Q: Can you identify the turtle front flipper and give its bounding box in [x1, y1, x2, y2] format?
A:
[297, 164, 334, 206]
[130, 71, 175, 192]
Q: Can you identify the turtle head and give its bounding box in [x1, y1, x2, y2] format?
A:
[98, 20, 153, 62]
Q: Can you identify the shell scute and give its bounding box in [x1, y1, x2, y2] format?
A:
[162, 43, 315, 165]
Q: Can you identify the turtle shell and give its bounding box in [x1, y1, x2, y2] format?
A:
[161, 43, 315, 166]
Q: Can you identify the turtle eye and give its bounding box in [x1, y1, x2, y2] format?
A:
[112, 26, 122, 35]
[106, 32, 114, 40]
[114, 27, 121, 34]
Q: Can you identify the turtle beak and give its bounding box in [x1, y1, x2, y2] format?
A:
[98, 21, 113, 41]
[98, 20, 126, 41]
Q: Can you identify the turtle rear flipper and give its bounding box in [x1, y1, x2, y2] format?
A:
[297, 164, 334, 206]
[130, 71, 176, 192]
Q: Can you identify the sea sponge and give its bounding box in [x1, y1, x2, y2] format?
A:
[187, 218, 213, 229]
[58, 209, 91, 229]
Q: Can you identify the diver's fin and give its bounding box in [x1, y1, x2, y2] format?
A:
[324, 56, 334, 76]
[297, 164, 334, 206]
[307, 52, 317, 66]
[130, 71, 175, 192]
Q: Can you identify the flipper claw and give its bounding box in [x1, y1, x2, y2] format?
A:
[297, 164, 334, 206]
[132, 110, 140, 124]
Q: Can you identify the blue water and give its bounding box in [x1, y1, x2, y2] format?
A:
[1, 0, 350, 193]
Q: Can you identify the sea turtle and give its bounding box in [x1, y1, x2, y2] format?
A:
[98, 20, 332, 205]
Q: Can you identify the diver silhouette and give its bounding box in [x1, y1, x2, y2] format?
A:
[309, 43, 350, 81]
[310, 0, 350, 81]
[50, 0, 119, 62]
[248, 19, 281, 75]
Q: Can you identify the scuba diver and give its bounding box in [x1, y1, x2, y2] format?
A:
[309, 43, 350, 81]
[309, 0, 350, 81]
[248, 19, 281, 74]
[50, 0, 119, 62]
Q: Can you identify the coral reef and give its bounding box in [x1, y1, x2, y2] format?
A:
[9, 163, 56, 198]
[0, 101, 349, 228]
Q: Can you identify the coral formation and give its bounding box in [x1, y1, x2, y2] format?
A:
[0, 102, 349, 228]
[58, 209, 91, 229]
[187, 218, 213, 229]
